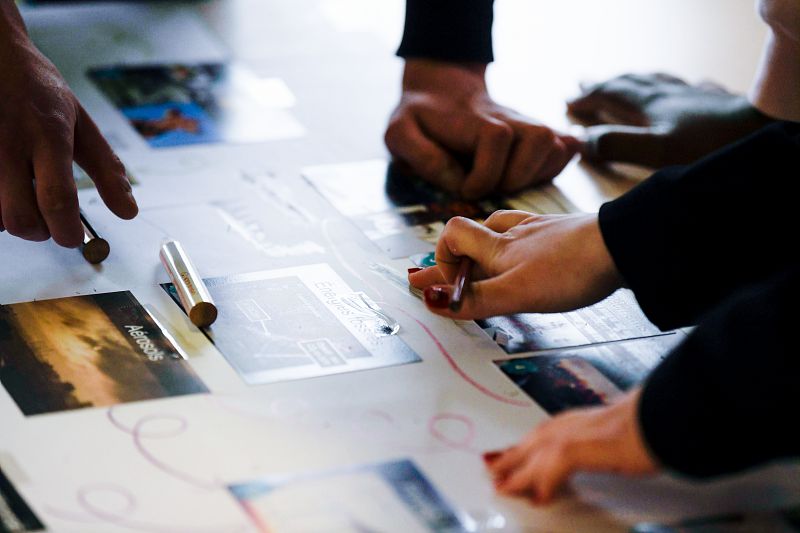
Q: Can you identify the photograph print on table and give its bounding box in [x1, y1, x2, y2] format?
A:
[478, 289, 669, 354]
[0, 292, 207, 416]
[229, 459, 466, 533]
[496, 334, 683, 414]
[88, 62, 303, 147]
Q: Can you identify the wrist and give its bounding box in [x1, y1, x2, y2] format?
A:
[402, 59, 488, 96]
[584, 214, 625, 292]
[619, 387, 659, 473]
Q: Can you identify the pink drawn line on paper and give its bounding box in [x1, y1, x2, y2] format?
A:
[106, 408, 220, 491]
[392, 307, 529, 408]
[428, 412, 477, 452]
[45, 484, 248, 533]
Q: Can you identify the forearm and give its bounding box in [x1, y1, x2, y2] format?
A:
[599, 121, 800, 329]
[638, 264, 800, 477]
[397, 0, 495, 63]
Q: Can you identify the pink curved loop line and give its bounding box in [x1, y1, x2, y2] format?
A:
[390, 306, 529, 407]
[46, 484, 248, 533]
[107, 408, 220, 490]
[428, 412, 477, 451]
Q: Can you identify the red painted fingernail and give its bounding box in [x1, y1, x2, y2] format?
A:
[482, 451, 502, 463]
[407, 267, 423, 274]
[424, 286, 450, 309]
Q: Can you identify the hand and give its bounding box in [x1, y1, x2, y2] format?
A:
[484, 388, 658, 504]
[0, 4, 137, 247]
[385, 60, 580, 200]
[408, 210, 624, 319]
[567, 73, 774, 168]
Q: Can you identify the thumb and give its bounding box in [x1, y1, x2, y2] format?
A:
[582, 125, 669, 168]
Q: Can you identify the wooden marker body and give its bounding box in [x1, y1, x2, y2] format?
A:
[159, 240, 217, 328]
[80, 212, 110, 264]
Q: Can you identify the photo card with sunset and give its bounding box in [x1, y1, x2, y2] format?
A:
[0, 292, 208, 416]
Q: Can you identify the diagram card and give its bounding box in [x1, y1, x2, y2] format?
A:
[303, 160, 576, 258]
[162, 264, 421, 385]
[496, 335, 682, 414]
[478, 289, 667, 354]
[88, 63, 303, 147]
[229, 459, 466, 533]
[0, 467, 44, 532]
[0, 292, 208, 416]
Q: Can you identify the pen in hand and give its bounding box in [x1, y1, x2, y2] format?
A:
[449, 257, 472, 312]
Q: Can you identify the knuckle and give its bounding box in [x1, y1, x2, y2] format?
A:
[4, 213, 43, 239]
[445, 215, 471, 233]
[110, 155, 127, 180]
[483, 209, 509, 226]
[416, 151, 445, 177]
[38, 184, 76, 215]
[524, 126, 556, 147]
[383, 119, 405, 149]
[483, 121, 514, 143]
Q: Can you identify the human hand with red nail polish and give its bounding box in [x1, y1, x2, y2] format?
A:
[0, 3, 137, 246]
[483, 388, 657, 504]
[408, 211, 624, 319]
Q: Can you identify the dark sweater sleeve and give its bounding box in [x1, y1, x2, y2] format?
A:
[397, 0, 494, 63]
[598, 121, 800, 331]
[638, 264, 800, 477]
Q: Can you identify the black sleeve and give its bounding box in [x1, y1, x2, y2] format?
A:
[638, 264, 800, 477]
[598, 121, 800, 331]
[397, 0, 494, 63]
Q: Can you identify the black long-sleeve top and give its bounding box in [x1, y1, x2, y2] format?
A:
[397, 0, 495, 63]
[599, 121, 800, 477]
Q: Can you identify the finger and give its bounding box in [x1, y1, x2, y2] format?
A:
[533, 137, 578, 183]
[422, 271, 533, 319]
[482, 209, 535, 233]
[408, 265, 447, 289]
[652, 72, 689, 85]
[497, 450, 547, 496]
[435, 216, 498, 283]
[72, 104, 138, 220]
[528, 449, 575, 503]
[582, 125, 667, 167]
[461, 118, 514, 199]
[567, 92, 647, 127]
[497, 447, 574, 503]
[500, 126, 557, 193]
[696, 79, 731, 94]
[32, 140, 82, 248]
[560, 134, 584, 154]
[385, 113, 465, 193]
[487, 441, 534, 482]
[0, 157, 50, 242]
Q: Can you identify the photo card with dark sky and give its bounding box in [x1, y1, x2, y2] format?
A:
[0, 291, 207, 416]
